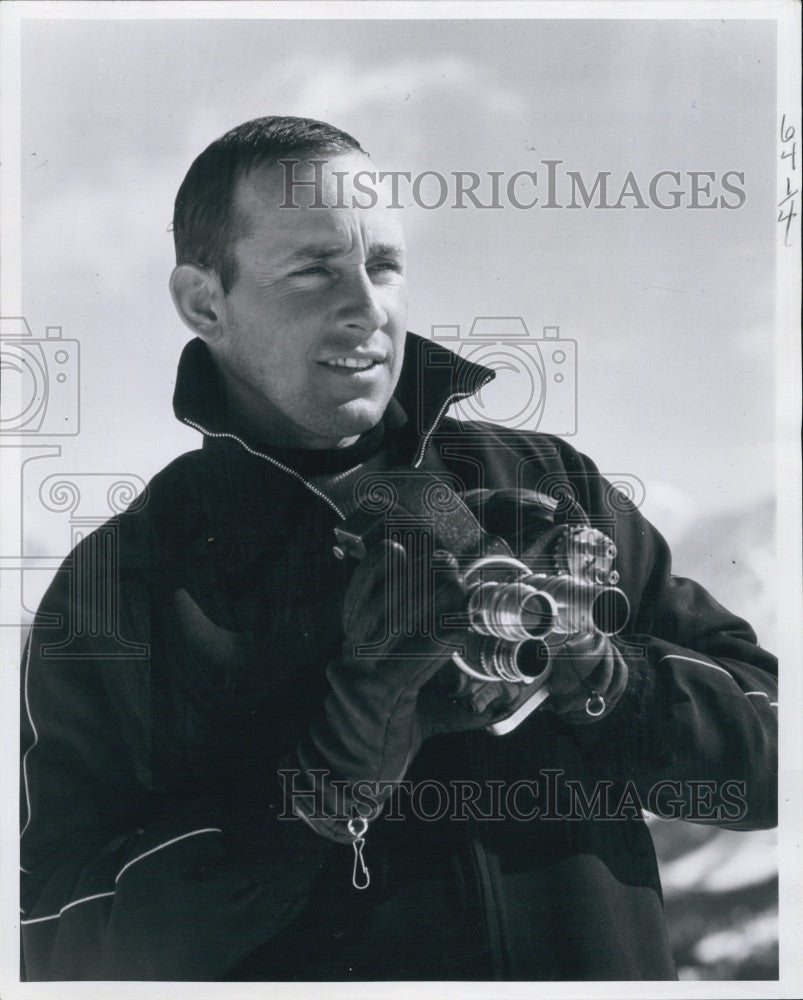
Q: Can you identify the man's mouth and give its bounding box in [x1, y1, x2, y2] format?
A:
[321, 357, 381, 371]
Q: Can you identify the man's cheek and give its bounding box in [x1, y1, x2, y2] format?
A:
[391, 288, 409, 321]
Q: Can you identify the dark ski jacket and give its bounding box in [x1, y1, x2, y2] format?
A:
[20, 334, 777, 981]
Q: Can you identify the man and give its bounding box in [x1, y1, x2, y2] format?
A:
[20, 116, 777, 981]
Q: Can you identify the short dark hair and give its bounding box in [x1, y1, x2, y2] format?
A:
[172, 116, 366, 292]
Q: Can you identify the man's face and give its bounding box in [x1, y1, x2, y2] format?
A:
[213, 152, 408, 449]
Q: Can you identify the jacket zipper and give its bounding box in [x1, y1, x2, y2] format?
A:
[468, 828, 506, 980]
[181, 419, 347, 521]
[184, 376, 493, 511]
[411, 377, 494, 469]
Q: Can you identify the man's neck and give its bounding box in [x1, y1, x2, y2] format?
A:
[220, 378, 358, 452]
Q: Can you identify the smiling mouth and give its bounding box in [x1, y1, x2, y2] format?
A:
[321, 357, 381, 371]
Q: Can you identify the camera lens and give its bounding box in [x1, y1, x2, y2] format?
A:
[511, 638, 551, 684]
[519, 592, 556, 637]
[589, 587, 630, 635]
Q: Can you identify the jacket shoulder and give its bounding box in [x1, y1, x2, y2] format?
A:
[430, 418, 626, 525]
[434, 417, 599, 476]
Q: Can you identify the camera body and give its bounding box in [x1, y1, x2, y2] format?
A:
[0, 317, 80, 436]
[333, 471, 627, 734]
[431, 319, 577, 436]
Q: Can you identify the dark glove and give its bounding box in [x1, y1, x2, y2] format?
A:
[282, 540, 492, 843]
[543, 631, 629, 723]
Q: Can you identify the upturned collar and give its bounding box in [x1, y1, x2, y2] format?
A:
[172, 331, 495, 468]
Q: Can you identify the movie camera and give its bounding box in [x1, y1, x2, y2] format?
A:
[333, 474, 629, 735]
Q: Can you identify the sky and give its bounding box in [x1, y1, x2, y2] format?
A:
[8, 13, 779, 596]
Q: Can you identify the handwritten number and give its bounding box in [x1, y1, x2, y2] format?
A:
[778, 207, 797, 248]
[778, 115, 798, 248]
[778, 177, 799, 209]
[780, 144, 797, 170]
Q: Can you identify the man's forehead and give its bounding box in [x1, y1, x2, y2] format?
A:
[233, 154, 406, 257]
[236, 152, 368, 204]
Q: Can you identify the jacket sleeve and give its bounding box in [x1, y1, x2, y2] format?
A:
[20, 541, 333, 981]
[546, 441, 777, 831]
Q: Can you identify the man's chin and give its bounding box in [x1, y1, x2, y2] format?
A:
[323, 400, 387, 447]
[331, 413, 383, 443]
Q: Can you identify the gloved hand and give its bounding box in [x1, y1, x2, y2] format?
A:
[543, 630, 629, 723]
[281, 539, 492, 844]
[517, 519, 630, 725]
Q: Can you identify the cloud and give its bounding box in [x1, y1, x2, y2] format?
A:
[284, 54, 526, 120]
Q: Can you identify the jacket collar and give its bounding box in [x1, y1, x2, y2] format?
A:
[172, 332, 494, 468]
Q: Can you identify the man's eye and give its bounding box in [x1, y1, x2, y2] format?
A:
[369, 260, 403, 275]
[293, 265, 329, 277]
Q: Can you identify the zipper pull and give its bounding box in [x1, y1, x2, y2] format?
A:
[348, 816, 370, 890]
[585, 690, 606, 717]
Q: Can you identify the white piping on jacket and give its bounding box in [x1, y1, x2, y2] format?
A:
[114, 827, 222, 883]
[21, 891, 116, 926]
[20, 638, 36, 843]
[660, 655, 777, 707]
[744, 690, 778, 709]
[659, 653, 734, 680]
[21, 828, 223, 927]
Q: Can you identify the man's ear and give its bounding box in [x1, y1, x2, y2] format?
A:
[169, 264, 226, 343]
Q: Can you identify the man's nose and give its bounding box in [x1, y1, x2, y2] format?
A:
[335, 268, 387, 335]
